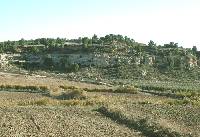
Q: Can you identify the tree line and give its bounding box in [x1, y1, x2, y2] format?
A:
[0, 34, 198, 55]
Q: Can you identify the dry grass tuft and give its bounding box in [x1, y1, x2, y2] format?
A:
[0, 84, 50, 94]
[17, 95, 105, 107]
[17, 98, 58, 106]
[56, 89, 88, 100]
[83, 86, 139, 94]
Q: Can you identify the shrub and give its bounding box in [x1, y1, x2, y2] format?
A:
[32, 99, 49, 106]
[84, 86, 138, 94]
[60, 85, 78, 90]
[115, 86, 138, 94]
[56, 89, 87, 100]
[18, 98, 52, 106]
[84, 88, 114, 93]
[167, 98, 191, 106]
[0, 84, 50, 94]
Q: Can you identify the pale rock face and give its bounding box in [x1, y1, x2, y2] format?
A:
[134, 57, 142, 65]
[0, 54, 8, 68]
[189, 59, 197, 68]
[2, 52, 200, 70]
[186, 55, 198, 68]
[67, 54, 109, 67]
[0, 54, 7, 61]
[21, 53, 110, 67]
[141, 70, 147, 76]
[28, 55, 42, 63]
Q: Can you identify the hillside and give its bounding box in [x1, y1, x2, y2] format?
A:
[0, 34, 200, 84]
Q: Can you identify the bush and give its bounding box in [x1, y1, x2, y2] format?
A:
[0, 84, 49, 94]
[84, 86, 138, 94]
[18, 98, 52, 106]
[60, 85, 78, 90]
[84, 88, 114, 93]
[167, 98, 191, 106]
[56, 89, 87, 100]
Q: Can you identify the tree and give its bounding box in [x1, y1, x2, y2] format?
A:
[82, 37, 89, 48]
[19, 38, 26, 46]
[73, 63, 79, 72]
[164, 42, 178, 48]
[88, 39, 92, 47]
[30, 46, 39, 54]
[99, 37, 105, 45]
[46, 38, 56, 47]
[135, 44, 142, 53]
[92, 34, 98, 44]
[148, 40, 156, 47]
[104, 34, 113, 44]
[124, 36, 134, 46]
[192, 46, 197, 54]
[56, 37, 66, 45]
[34, 39, 41, 45]
[116, 34, 124, 43]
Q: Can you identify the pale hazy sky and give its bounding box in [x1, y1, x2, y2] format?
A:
[0, 0, 200, 48]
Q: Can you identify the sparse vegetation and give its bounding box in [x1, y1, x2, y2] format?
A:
[0, 84, 49, 94]
[56, 89, 88, 100]
[83, 86, 139, 94]
[0, 74, 199, 136]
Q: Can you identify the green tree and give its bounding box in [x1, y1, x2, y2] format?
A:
[82, 37, 89, 48]
[56, 37, 66, 45]
[92, 34, 98, 44]
[73, 63, 79, 72]
[34, 39, 41, 45]
[88, 39, 92, 47]
[104, 34, 113, 44]
[148, 40, 156, 47]
[99, 37, 105, 45]
[30, 46, 39, 54]
[192, 46, 197, 54]
[135, 44, 142, 53]
[116, 34, 124, 43]
[124, 36, 134, 45]
[164, 42, 178, 48]
[19, 38, 26, 46]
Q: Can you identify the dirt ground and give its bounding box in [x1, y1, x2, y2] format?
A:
[0, 72, 142, 137]
[0, 107, 144, 137]
[0, 72, 199, 136]
[0, 72, 109, 92]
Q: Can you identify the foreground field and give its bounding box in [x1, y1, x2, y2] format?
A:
[0, 105, 142, 137]
[0, 72, 199, 136]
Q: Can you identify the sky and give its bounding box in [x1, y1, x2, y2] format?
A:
[0, 0, 200, 49]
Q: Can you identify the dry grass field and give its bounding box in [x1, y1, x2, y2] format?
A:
[0, 72, 199, 136]
[0, 106, 143, 137]
[0, 72, 109, 93]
